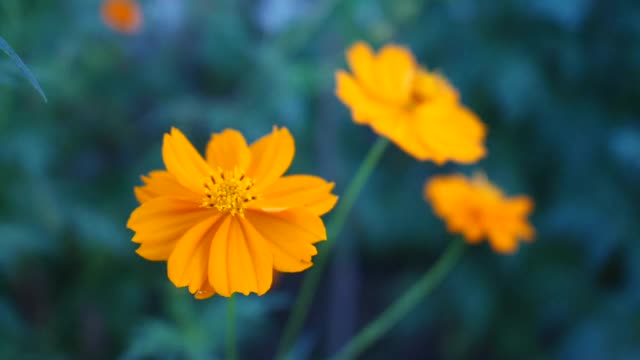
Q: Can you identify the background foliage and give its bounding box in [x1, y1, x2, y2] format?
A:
[1, 0, 639, 359]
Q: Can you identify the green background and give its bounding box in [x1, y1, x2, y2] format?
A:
[1, 0, 639, 358]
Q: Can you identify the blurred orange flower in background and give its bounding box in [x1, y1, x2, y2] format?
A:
[128, 127, 338, 298]
[425, 173, 534, 254]
[336, 42, 487, 165]
[101, 0, 143, 34]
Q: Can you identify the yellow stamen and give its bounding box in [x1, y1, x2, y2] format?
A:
[202, 167, 257, 216]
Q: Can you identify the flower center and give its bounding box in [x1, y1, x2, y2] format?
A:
[202, 168, 257, 216]
[405, 71, 455, 112]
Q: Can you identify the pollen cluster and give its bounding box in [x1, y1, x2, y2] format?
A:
[202, 167, 257, 216]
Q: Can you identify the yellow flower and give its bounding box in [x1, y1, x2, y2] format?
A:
[128, 127, 338, 298]
[336, 42, 487, 165]
[424, 173, 534, 254]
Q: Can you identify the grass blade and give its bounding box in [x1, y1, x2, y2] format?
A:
[0, 35, 47, 102]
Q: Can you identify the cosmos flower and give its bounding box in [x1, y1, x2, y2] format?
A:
[425, 173, 534, 253]
[101, 0, 143, 34]
[336, 42, 486, 165]
[128, 127, 338, 298]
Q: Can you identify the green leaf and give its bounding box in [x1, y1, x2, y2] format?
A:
[0, 35, 47, 102]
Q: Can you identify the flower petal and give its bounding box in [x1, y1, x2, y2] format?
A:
[128, 198, 213, 262]
[373, 44, 416, 106]
[185, 236, 214, 294]
[304, 195, 339, 217]
[167, 214, 223, 288]
[135, 241, 176, 261]
[235, 217, 274, 295]
[488, 230, 519, 254]
[506, 196, 534, 217]
[336, 70, 430, 161]
[414, 103, 487, 164]
[194, 283, 216, 299]
[226, 218, 257, 295]
[412, 70, 459, 104]
[335, 70, 401, 126]
[245, 208, 325, 273]
[208, 217, 274, 296]
[205, 129, 252, 172]
[376, 117, 433, 161]
[246, 127, 294, 191]
[504, 196, 535, 242]
[249, 175, 338, 216]
[134, 170, 200, 204]
[162, 127, 212, 193]
[346, 42, 378, 95]
[425, 174, 472, 217]
[128, 197, 211, 242]
[209, 216, 232, 296]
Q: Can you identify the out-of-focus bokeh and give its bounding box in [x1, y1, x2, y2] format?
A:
[1, 0, 639, 359]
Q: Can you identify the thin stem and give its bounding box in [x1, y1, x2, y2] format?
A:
[330, 239, 465, 360]
[227, 296, 238, 360]
[275, 138, 390, 359]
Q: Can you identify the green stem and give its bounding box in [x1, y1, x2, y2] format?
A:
[275, 138, 390, 359]
[330, 239, 465, 360]
[227, 296, 238, 360]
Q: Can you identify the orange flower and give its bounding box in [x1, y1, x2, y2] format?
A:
[425, 173, 534, 254]
[128, 127, 338, 298]
[336, 42, 486, 165]
[101, 0, 143, 34]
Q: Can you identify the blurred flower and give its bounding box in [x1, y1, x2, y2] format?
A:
[101, 0, 143, 34]
[336, 42, 487, 164]
[425, 173, 534, 253]
[128, 127, 338, 298]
